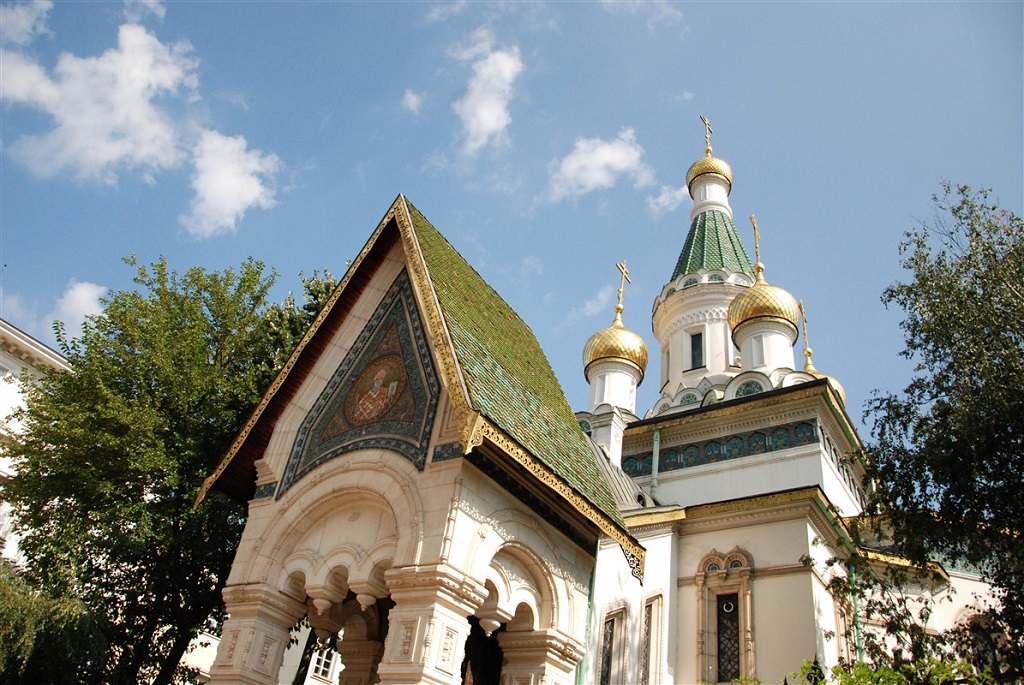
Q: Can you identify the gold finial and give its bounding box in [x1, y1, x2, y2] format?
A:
[749, 215, 765, 279]
[700, 115, 713, 156]
[799, 301, 818, 372]
[615, 261, 631, 318]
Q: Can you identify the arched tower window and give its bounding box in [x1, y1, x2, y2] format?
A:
[696, 548, 755, 683]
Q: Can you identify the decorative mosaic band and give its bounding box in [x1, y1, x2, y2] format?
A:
[622, 420, 818, 478]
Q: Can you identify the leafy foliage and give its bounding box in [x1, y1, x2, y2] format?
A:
[864, 183, 1023, 675]
[0, 258, 336, 684]
[0, 560, 107, 684]
[795, 656, 995, 685]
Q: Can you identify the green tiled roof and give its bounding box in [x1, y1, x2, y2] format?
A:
[670, 209, 754, 282]
[405, 200, 624, 526]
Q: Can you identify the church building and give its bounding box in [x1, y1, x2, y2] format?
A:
[197, 125, 989, 685]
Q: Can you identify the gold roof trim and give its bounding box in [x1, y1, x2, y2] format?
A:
[475, 417, 646, 580]
[391, 198, 481, 449]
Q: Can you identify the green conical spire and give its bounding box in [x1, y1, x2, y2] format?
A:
[670, 209, 754, 282]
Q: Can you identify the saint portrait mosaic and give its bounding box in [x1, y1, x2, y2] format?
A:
[278, 269, 440, 495]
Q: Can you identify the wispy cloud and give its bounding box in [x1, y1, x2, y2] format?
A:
[179, 130, 280, 238]
[548, 127, 654, 201]
[0, 0, 51, 46]
[450, 28, 523, 157]
[600, 0, 684, 27]
[1, 280, 106, 346]
[0, 4, 281, 238]
[402, 88, 423, 115]
[647, 184, 689, 217]
[582, 283, 617, 318]
[123, 0, 165, 23]
[426, 0, 469, 23]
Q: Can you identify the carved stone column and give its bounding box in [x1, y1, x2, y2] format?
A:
[497, 629, 584, 685]
[208, 584, 307, 685]
[337, 638, 385, 685]
[375, 564, 487, 685]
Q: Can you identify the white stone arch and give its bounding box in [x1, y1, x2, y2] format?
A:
[463, 508, 575, 636]
[239, 449, 426, 599]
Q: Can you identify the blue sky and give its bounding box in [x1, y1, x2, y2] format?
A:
[1, 0, 1021, 428]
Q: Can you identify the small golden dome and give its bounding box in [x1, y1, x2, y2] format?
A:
[686, 154, 733, 192]
[803, 349, 847, 406]
[728, 266, 800, 335]
[583, 312, 648, 378]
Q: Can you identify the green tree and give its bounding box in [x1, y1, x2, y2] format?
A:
[865, 183, 1023, 676]
[795, 656, 995, 685]
[0, 560, 107, 684]
[0, 258, 336, 684]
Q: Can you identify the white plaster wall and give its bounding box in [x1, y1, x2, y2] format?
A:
[649, 446, 858, 514]
[674, 518, 822, 684]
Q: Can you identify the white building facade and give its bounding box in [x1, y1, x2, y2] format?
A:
[198, 130, 993, 685]
[0, 320, 70, 565]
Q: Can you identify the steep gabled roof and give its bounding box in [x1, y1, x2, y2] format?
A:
[198, 196, 643, 575]
[671, 209, 754, 281]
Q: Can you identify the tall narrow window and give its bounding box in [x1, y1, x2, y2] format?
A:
[717, 593, 740, 681]
[599, 615, 615, 685]
[690, 332, 704, 369]
[639, 596, 661, 685]
[599, 610, 624, 685]
[697, 549, 755, 683]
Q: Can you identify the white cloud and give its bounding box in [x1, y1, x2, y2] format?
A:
[519, 255, 543, 283]
[426, 0, 468, 23]
[600, 0, 684, 26]
[677, 90, 695, 102]
[402, 88, 423, 115]
[179, 129, 280, 238]
[0, 281, 106, 346]
[2, 23, 198, 184]
[451, 29, 523, 156]
[49, 280, 106, 340]
[2, 11, 283, 238]
[0, 0, 51, 46]
[647, 184, 690, 217]
[583, 284, 616, 317]
[123, 0, 166, 23]
[547, 127, 654, 201]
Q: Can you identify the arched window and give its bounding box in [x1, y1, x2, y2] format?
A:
[696, 549, 755, 683]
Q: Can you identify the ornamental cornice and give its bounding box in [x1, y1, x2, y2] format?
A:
[678, 562, 810, 587]
[476, 418, 646, 582]
[222, 584, 308, 621]
[384, 564, 489, 611]
[626, 383, 827, 440]
[498, 629, 585, 667]
[653, 305, 730, 341]
[677, 488, 840, 540]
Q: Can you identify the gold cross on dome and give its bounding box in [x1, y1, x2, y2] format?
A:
[616, 261, 631, 312]
[750, 215, 762, 265]
[700, 114, 713, 155]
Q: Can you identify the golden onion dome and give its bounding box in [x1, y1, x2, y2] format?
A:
[583, 309, 648, 378]
[686, 153, 733, 192]
[727, 264, 800, 335]
[803, 349, 848, 406]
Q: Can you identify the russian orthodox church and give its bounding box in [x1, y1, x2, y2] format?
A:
[198, 125, 991, 685]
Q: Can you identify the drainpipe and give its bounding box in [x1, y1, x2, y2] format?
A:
[650, 429, 661, 502]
